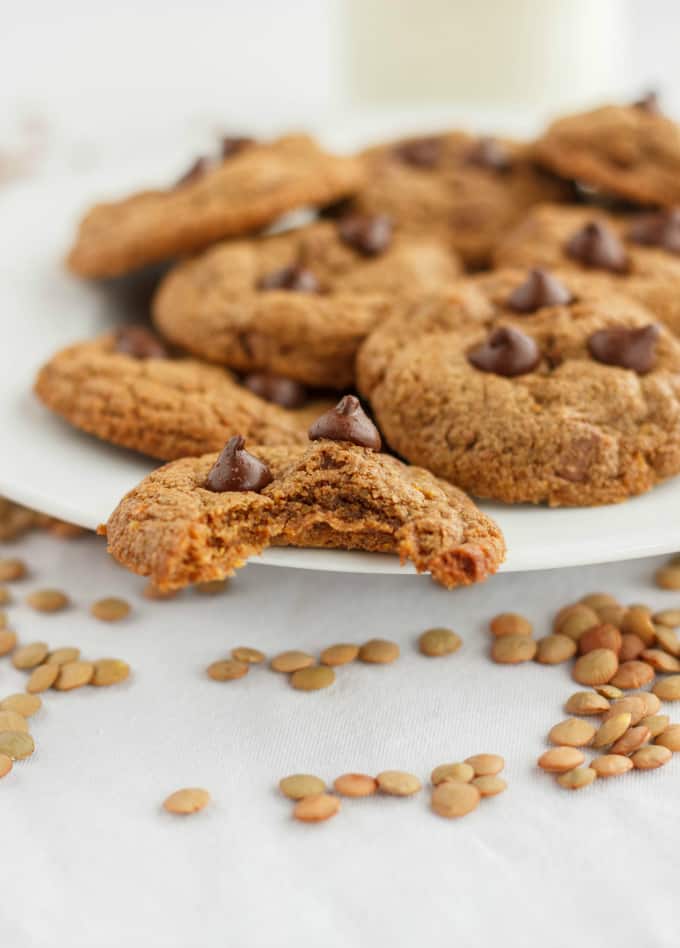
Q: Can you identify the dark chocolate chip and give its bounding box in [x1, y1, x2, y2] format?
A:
[628, 208, 680, 254]
[565, 220, 629, 273]
[257, 265, 321, 293]
[468, 327, 541, 377]
[221, 136, 254, 159]
[393, 136, 442, 168]
[205, 435, 273, 493]
[308, 395, 381, 450]
[507, 269, 573, 313]
[633, 91, 661, 114]
[337, 214, 393, 256]
[588, 324, 660, 374]
[465, 137, 512, 172]
[175, 156, 213, 188]
[114, 325, 168, 359]
[243, 372, 307, 409]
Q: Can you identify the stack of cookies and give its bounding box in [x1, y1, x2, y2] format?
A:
[34, 96, 680, 588]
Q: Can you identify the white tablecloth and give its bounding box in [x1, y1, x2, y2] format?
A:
[1, 531, 678, 948]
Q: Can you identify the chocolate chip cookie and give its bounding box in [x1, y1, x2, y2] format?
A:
[357, 268, 680, 506]
[67, 135, 364, 278]
[152, 218, 461, 388]
[35, 328, 330, 460]
[347, 131, 571, 268]
[495, 203, 680, 335]
[102, 400, 505, 590]
[534, 96, 680, 206]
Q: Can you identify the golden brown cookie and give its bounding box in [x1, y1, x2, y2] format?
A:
[67, 135, 364, 278]
[101, 433, 505, 590]
[495, 203, 680, 335]
[152, 218, 460, 388]
[534, 98, 680, 206]
[347, 131, 571, 268]
[357, 268, 680, 506]
[35, 330, 330, 460]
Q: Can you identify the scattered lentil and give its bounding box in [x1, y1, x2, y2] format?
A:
[26, 664, 59, 693]
[207, 659, 249, 681]
[431, 781, 480, 818]
[610, 725, 651, 756]
[231, 647, 265, 665]
[0, 629, 17, 656]
[619, 634, 646, 662]
[358, 639, 400, 664]
[652, 675, 680, 701]
[0, 731, 34, 760]
[592, 712, 632, 748]
[610, 660, 655, 690]
[631, 745, 672, 770]
[320, 644, 359, 666]
[655, 565, 680, 591]
[45, 647, 80, 666]
[590, 754, 633, 777]
[290, 665, 335, 691]
[418, 627, 462, 657]
[565, 692, 610, 716]
[163, 788, 210, 815]
[92, 658, 130, 686]
[548, 718, 596, 747]
[578, 624, 622, 656]
[642, 714, 670, 739]
[376, 770, 422, 796]
[54, 661, 95, 691]
[557, 767, 597, 790]
[0, 753, 12, 779]
[195, 580, 228, 595]
[572, 649, 618, 686]
[471, 775, 507, 797]
[333, 774, 377, 797]
[654, 609, 680, 629]
[293, 793, 340, 823]
[0, 711, 29, 734]
[641, 649, 680, 672]
[0, 694, 41, 717]
[431, 762, 474, 786]
[12, 642, 49, 670]
[0, 559, 27, 582]
[90, 597, 130, 622]
[491, 634, 537, 664]
[465, 754, 505, 777]
[26, 589, 69, 613]
[489, 613, 532, 637]
[271, 651, 315, 673]
[535, 635, 576, 665]
[655, 724, 680, 751]
[538, 747, 585, 773]
[279, 774, 326, 800]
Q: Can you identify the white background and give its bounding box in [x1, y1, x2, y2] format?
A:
[3, 2, 680, 946]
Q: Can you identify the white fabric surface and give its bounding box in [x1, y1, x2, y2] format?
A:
[1, 531, 679, 948]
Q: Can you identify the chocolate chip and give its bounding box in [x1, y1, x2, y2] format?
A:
[243, 373, 307, 409]
[468, 327, 541, 377]
[205, 436, 273, 493]
[465, 137, 511, 172]
[588, 324, 660, 374]
[257, 265, 320, 293]
[393, 136, 442, 168]
[175, 156, 213, 187]
[221, 136, 254, 159]
[633, 91, 661, 114]
[337, 214, 393, 256]
[507, 269, 573, 313]
[628, 208, 680, 254]
[565, 221, 629, 273]
[308, 395, 381, 450]
[114, 325, 168, 359]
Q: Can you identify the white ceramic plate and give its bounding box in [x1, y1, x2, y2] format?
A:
[1, 150, 679, 576]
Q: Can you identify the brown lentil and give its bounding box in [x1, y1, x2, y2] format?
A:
[572, 649, 618, 686]
[0, 694, 41, 717]
[611, 660, 655, 690]
[655, 723, 680, 751]
[592, 712, 632, 748]
[594, 684, 624, 700]
[557, 607, 600, 641]
[565, 692, 610, 716]
[596, 604, 627, 627]
[652, 675, 680, 701]
[418, 627, 462, 657]
[279, 774, 326, 800]
[0, 629, 17, 656]
[12, 641, 49, 670]
[581, 593, 619, 609]
[358, 639, 400, 664]
[0, 559, 27, 582]
[655, 565, 680, 591]
[636, 692, 661, 717]
[0, 731, 34, 760]
[333, 774, 378, 797]
[26, 663, 59, 693]
[590, 754, 633, 777]
[642, 714, 670, 739]
[465, 753, 505, 776]
[653, 626, 680, 656]
[143, 582, 178, 601]
[195, 580, 228, 595]
[0, 753, 12, 779]
[538, 747, 585, 773]
[207, 659, 249, 681]
[0, 588, 10, 605]
[271, 651, 315, 673]
[90, 597, 130, 622]
[0, 711, 29, 734]
[431, 762, 475, 785]
[654, 609, 680, 629]
[163, 788, 211, 815]
[45, 647, 81, 666]
[54, 661, 95, 691]
[632, 745, 672, 769]
[293, 793, 340, 823]
[290, 665, 335, 692]
[376, 770, 422, 796]
[489, 613, 533, 637]
[548, 718, 596, 747]
[641, 649, 680, 672]
[471, 775, 507, 797]
[619, 634, 646, 662]
[320, 644, 359, 666]
[578, 624, 622, 656]
[535, 634, 576, 665]
[92, 658, 131, 687]
[431, 781, 480, 818]
[26, 589, 69, 613]
[556, 767, 597, 790]
[603, 696, 646, 725]
[231, 647, 266, 665]
[610, 725, 651, 756]
[621, 607, 656, 645]
[491, 634, 537, 664]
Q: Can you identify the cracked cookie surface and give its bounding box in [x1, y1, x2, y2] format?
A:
[102, 440, 505, 589]
[152, 219, 460, 388]
[357, 269, 680, 506]
[35, 334, 330, 459]
[67, 135, 364, 278]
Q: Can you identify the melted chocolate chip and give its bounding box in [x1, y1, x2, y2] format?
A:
[221, 136, 254, 159]
[628, 208, 680, 254]
[633, 91, 661, 114]
[337, 214, 393, 257]
[588, 324, 660, 374]
[243, 372, 307, 409]
[205, 435, 273, 492]
[175, 156, 213, 188]
[465, 137, 511, 172]
[507, 269, 573, 313]
[393, 136, 442, 168]
[257, 265, 320, 293]
[308, 395, 381, 450]
[468, 327, 541, 377]
[565, 220, 630, 273]
[114, 325, 168, 359]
